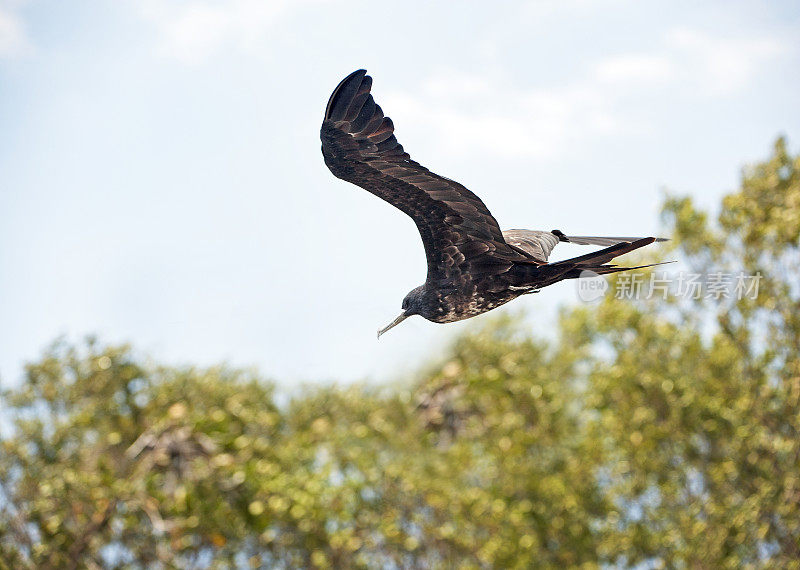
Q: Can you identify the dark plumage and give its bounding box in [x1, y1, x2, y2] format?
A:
[321, 70, 666, 337]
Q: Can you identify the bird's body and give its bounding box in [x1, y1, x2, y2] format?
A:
[321, 70, 665, 336]
[400, 281, 524, 325]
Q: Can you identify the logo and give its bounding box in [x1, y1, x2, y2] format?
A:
[576, 270, 608, 302]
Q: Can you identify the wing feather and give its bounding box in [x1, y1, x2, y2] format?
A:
[321, 69, 528, 283]
[502, 230, 560, 262]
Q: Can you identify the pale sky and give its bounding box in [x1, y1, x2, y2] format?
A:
[1, 0, 799, 387]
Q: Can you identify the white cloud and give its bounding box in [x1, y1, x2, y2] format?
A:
[0, 2, 31, 58]
[383, 73, 628, 162]
[595, 28, 788, 95]
[665, 28, 786, 95]
[381, 27, 791, 161]
[594, 54, 676, 85]
[521, 0, 633, 20]
[137, 0, 321, 63]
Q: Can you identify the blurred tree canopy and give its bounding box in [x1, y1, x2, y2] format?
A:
[1, 139, 798, 569]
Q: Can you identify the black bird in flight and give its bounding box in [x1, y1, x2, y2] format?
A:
[321, 70, 666, 338]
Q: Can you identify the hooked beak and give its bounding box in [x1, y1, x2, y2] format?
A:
[377, 311, 408, 339]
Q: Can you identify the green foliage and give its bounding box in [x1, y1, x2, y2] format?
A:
[1, 139, 798, 568]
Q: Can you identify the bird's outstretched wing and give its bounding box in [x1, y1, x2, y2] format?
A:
[502, 230, 560, 263]
[502, 229, 668, 263]
[321, 69, 528, 283]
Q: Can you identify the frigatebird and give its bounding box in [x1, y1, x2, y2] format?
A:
[321, 70, 665, 338]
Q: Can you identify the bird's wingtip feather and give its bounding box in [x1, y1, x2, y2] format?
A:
[325, 69, 369, 121]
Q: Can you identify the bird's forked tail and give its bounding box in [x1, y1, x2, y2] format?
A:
[537, 237, 672, 285]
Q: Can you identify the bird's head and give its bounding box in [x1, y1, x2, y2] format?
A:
[377, 285, 427, 339]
